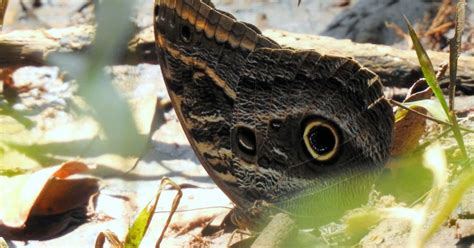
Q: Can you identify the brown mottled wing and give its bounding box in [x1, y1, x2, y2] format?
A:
[153, 0, 280, 207]
[153, 0, 395, 221]
[229, 48, 394, 209]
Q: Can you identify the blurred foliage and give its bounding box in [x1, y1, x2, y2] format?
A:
[405, 9, 468, 160]
[0, 0, 148, 174]
[49, 0, 143, 156]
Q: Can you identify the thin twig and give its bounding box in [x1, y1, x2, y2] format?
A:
[155, 178, 183, 248]
[449, 0, 466, 112]
[390, 99, 474, 133]
[436, 62, 449, 79]
[0, 0, 8, 31]
[392, 99, 451, 126]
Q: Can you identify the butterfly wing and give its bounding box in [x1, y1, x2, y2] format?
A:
[153, 0, 279, 206]
[230, 48, 394, 220]
[154, 0, 394, 221]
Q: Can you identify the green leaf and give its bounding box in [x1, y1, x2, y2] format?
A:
[395, 99, 449, 123]
[405, 16, 468, 160]
[124, 178, 182, 248]
[404, 16, 449, 116]
[49, 0, 143, 157]
[124, 199, 156, 248]
[124, 180, 168, 248]
[0, 101, 35, 129]
[0, 168, 28, 177]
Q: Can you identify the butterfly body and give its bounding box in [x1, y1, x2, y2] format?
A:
[154, 0, 394, 225]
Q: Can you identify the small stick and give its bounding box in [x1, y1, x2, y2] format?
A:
[448, 0, 466, 112]
[389, 99, 474, 133]
[251, 213, 297, 248]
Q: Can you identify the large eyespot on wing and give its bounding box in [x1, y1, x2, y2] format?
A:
[302, 118, 342, 162]
[240, 48, 394, 166]
[232, 125, 258, 163]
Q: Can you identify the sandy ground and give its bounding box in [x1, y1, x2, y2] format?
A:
[2, 0, 347, 33]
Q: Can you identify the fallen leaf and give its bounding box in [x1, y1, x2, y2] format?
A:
[95, 230, 123, 248]
[391, 80, 433, 156]
[0, 161, 99, 240]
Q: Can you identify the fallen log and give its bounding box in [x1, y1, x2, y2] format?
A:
[0, 25, 95, 66]
[265, 30, 474, 91]
[0, 25, 473, 92]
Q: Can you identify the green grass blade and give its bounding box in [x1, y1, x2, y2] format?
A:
[124, 181, 166, 248]
[404, 16, 449, 116]
[124, 178, 182, 248]
[124, 202, 155, 248]
[404, 16, 468, 160]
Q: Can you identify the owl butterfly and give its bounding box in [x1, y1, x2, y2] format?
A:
[153, 0, 394, 226]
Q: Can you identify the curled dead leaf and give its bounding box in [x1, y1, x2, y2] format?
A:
[391, 80, 433, 156]
[0, 161, 99, 240]
[95, 230, 123, 248]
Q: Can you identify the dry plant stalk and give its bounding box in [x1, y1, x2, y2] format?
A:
[386, 21, 412, 47]
[424, 0, 457, 48]
[386, 0, 456, 50]
[0, 0, 8, 31]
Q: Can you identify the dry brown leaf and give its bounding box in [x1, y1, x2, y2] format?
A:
[95, 230, 123, 248]
[31, 177, 99, 216]
[0, 161, 98, 229]
[391, 80, 433, 156]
